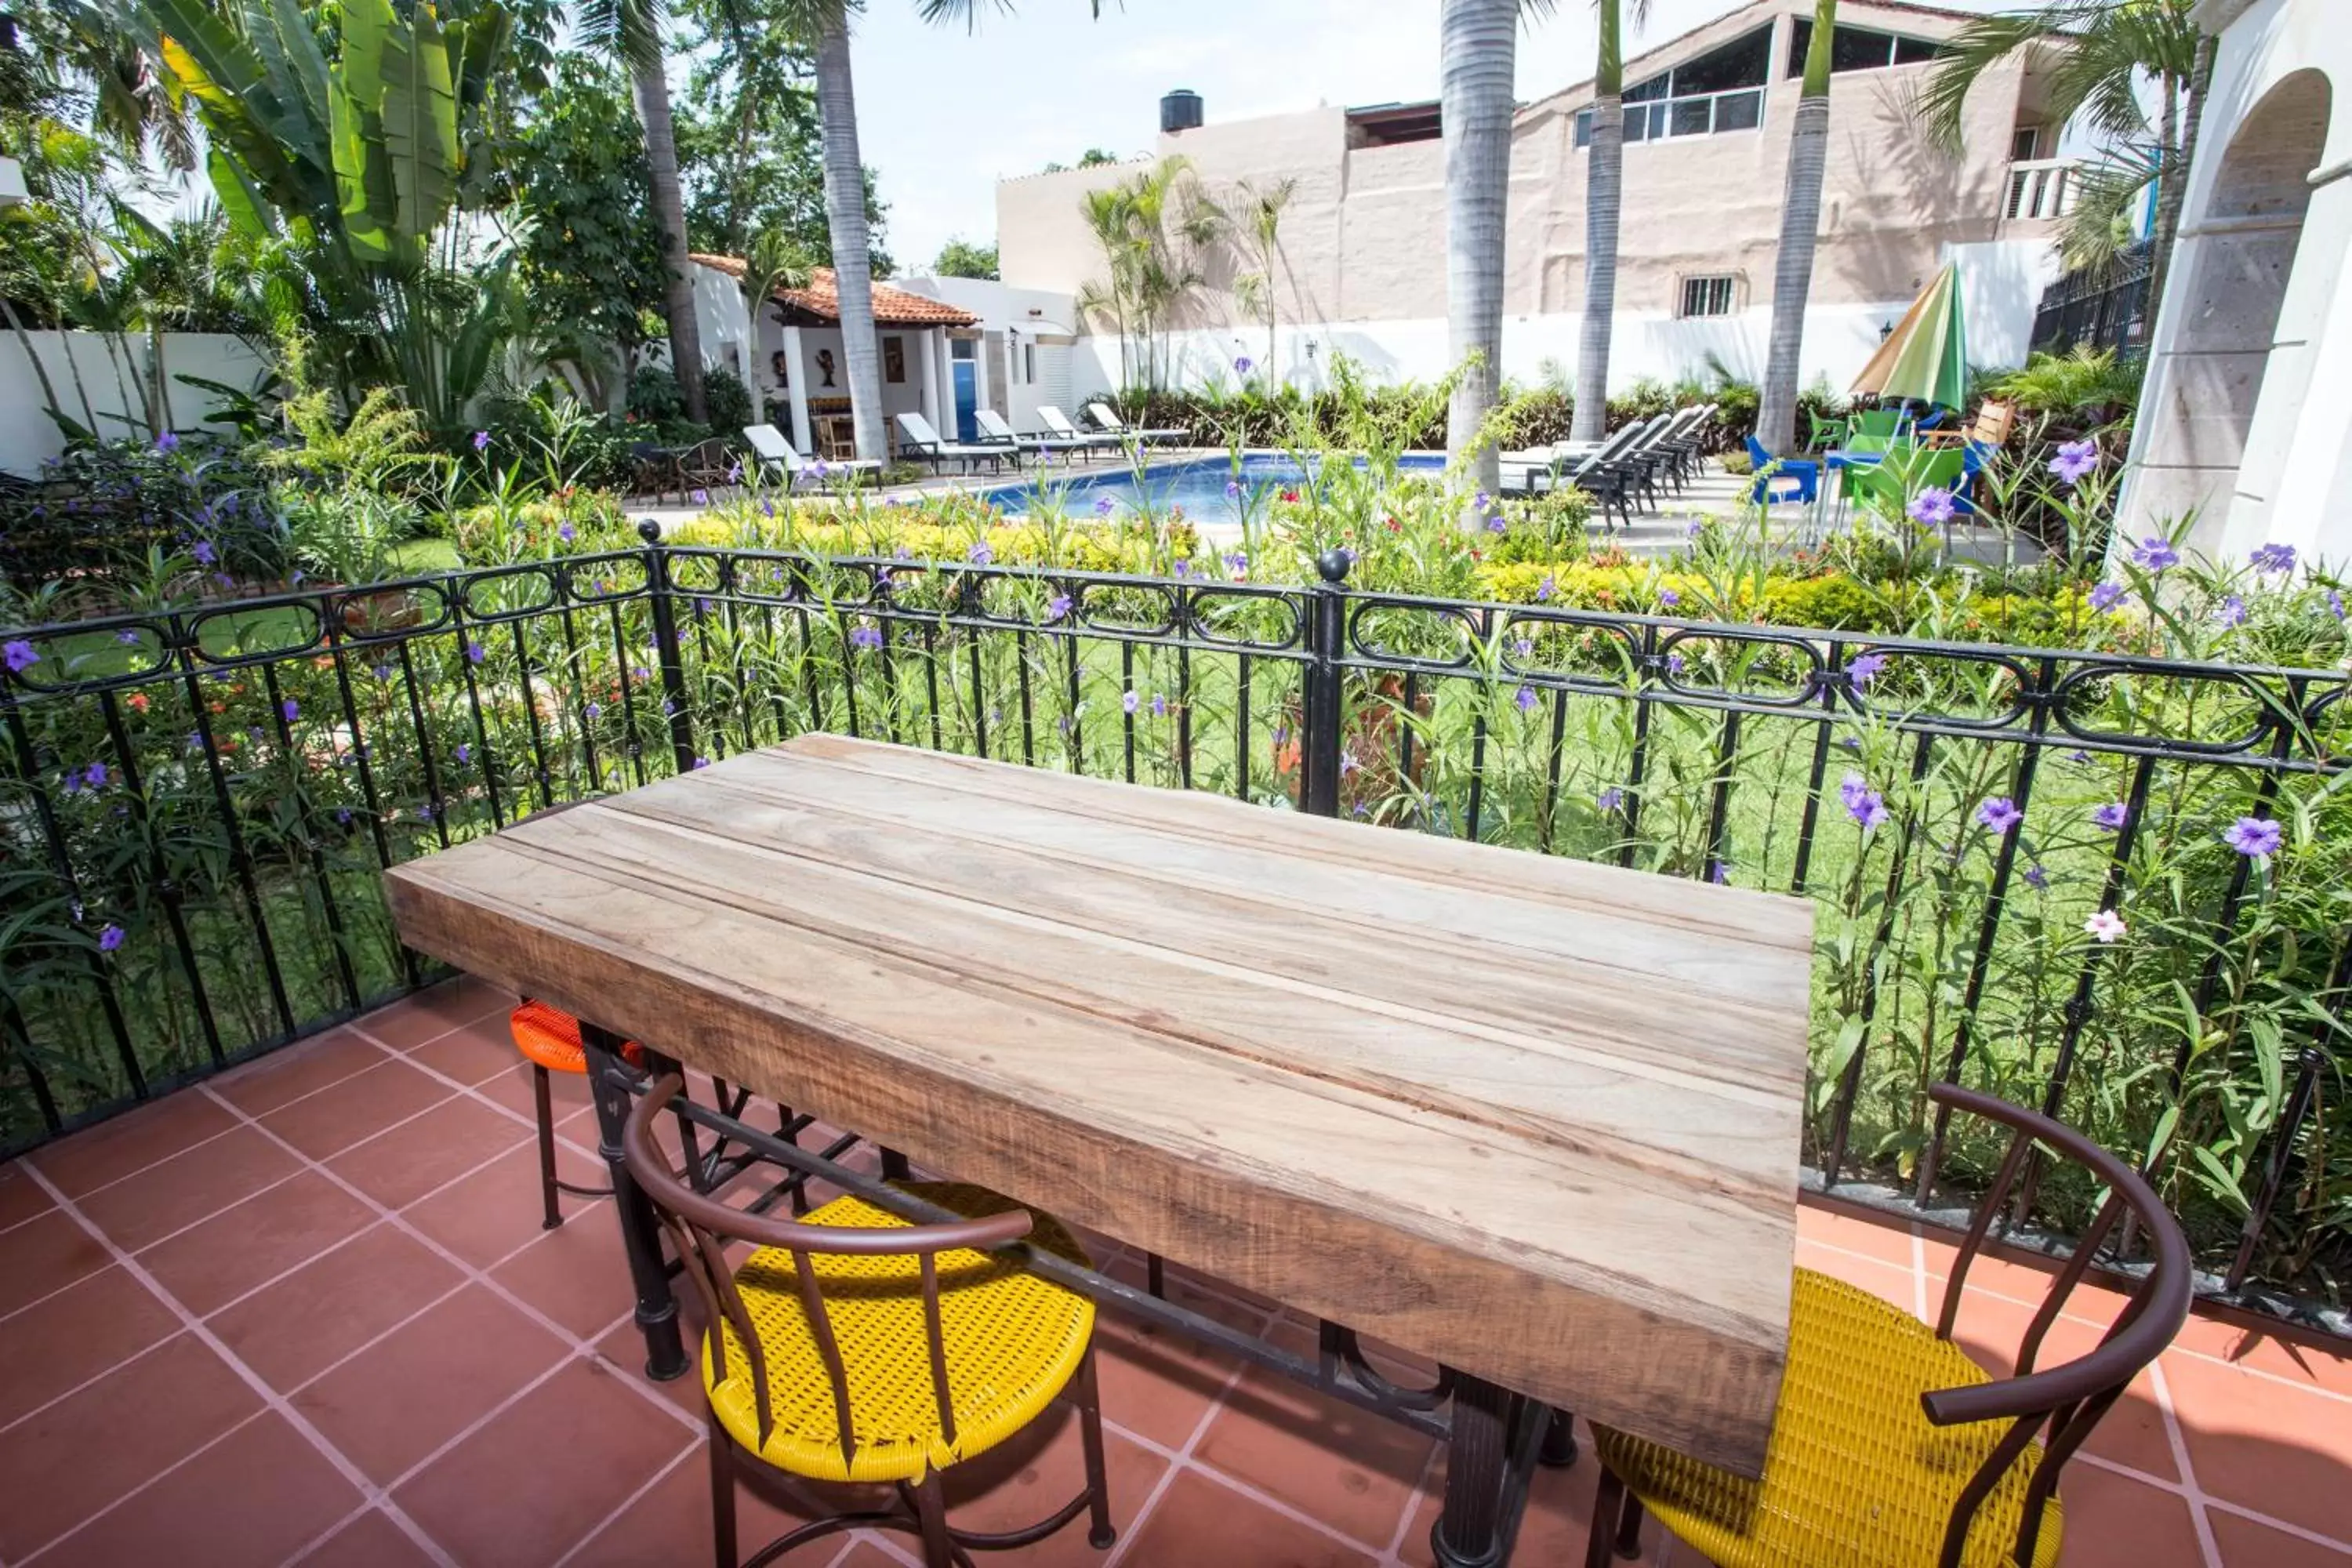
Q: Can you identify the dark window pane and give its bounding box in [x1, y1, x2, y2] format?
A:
[1624, 71, 1670, 103]
[1575, 108, 1593, 148]
[1787, 19, 1812, 77]
[1832, 25, 1896, 74]
[1624, 103, 1647, 141]
[1715, 89, 1762, 132]
[1671, 26, 1770, 96]
[1671, 98, 1713, 137]
[1893, 35, 1940, 65]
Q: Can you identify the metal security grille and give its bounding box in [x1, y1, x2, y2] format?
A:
[1679, 275, 1737, 318]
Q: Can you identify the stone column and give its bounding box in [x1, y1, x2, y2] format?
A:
[781, 324, 811, 456]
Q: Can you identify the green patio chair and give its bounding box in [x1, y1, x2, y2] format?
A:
[1806, 410, 1849, 452]
[1851, 408, 1906, 442]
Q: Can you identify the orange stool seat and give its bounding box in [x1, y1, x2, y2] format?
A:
[509, 1000, 641, 1074]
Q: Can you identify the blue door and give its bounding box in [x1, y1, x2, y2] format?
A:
[953, 361, 979, 441]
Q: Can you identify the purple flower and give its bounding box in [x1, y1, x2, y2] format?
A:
[2089, 582, 2126, 612]
[279, 699, 299, 722]
[98, 924, 125, 953]
[1514, 684, 1539, 713]
[1512, 636, 1534, 657]
[372, 663, 394, 682]
[1598, 786, 1625, 813]
[1907, 487, 1957, 527]
[690, 488, 709, 505]
[116, 629, 140, 646]
[1976, 797, 2023, 833]
[1666, 652, 1686, 676]
[1094, 496, 1115, 517]
[1233, 355, 1254, 374]
[472, 430, 491, 452]
[1225, 480, 1241, 499]
[1847, 652, 1887, 686]
[192, 540, 216, 566]
[2131, 536, 2180, 572]
[1151, 695, 1167, 717]
[1047, 593, 1073, 622]
[1172, 560, 1192, 579]
[336, 808, 352, 824]
[463, 640, 485, 665]
[1475, 491, 1490, 510]
[893, 546, 913, 561]
[155, 430, 180, 452]
[1658, 588, 1680, 608]
[584, 702, 602, 720]
[2050, 439, 2099, 486]
[1838, 771, 1871, 809]
[1708, 861, 1730, 885]
[2331, 590, 2347, 622]
[1222, 551, 1248, 575]
[82, 761, 107, 789]
[4, 639, 37, 673]
[1338, 750, 1359, 776]
[848, 623, 884, 651]
[967, 541, 994, 565]
[1535, 575, 1556, 603]
[691, 757, 711, 769]
[557, 523, 575, 543]
[2216, 594, 2248, 629]
[2252, 543, 2297, 575]
[2223, 816, 2284, 858]
[1849, 790, 1889, 832]
[1685, 519, 1704, 539]
[2092, 802, 2129, 831]
[1485, 514, 1507, 535]
[455, 742, 473, 764]
[1121, 689, 1141, 715]
[2023, 862, 2049, 890]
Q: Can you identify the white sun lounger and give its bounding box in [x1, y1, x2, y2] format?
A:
[742, 424, 882, 487]
[1083, 403, 1189, 444]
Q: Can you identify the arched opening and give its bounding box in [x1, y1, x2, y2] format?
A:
[2137, 67, 2332, 548]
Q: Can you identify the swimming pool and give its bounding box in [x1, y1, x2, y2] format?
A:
[978, 453, 1446, 527]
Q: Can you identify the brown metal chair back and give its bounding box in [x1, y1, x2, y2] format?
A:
[1919, 1082, 2191, 1568]
[621, 1073, 1033, 1470]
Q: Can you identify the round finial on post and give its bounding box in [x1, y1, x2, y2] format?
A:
[1315, 549, 1352, 585]
[637, 517, 662, 543]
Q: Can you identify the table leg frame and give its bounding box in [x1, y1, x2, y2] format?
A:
[585, 1052, 1560, 1555]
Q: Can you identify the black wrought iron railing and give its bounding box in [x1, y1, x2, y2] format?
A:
[3, 524, 2347, 1323]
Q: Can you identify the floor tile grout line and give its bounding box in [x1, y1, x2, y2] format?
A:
[347, 1016, 612, 1168]
[2148, 1356, 2230, 1568]
[543, 1443, 700, 1568]
[11, 1160, 459, 1568]
[2071, 1449, 2352, 1555]
[2200, 1495, 2352, 1556]
[15, 1409, 274, 1566]
[0, 1329, 194, 1445]
[1911, 1227, 1929, 1323]
[1098, 1295, 1283, 1568]
[275, 1501, 378, 1568]
[1380, 1433, 1442, 1566]
[191, 1081, 707, 1440]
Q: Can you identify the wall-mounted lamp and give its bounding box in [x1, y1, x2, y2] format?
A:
[1879, 319, 1896, 341]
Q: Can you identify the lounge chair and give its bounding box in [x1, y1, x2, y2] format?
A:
[1083, 403, 1189, 445]
[893, 412, 1015, 475]
[1034, 407, 1125, 453]
[741, 424, 882, 488]
[975, 408, 1082, 466]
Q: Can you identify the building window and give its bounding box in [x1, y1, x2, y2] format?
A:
[1679, 275, 1737, 318]
[1578, 27, 1769, 150]
[883, 336, 906, 383]
[950, 337, 975, 361]
[2009, 125, 2042, 162]
[1024, 343, 1036, 383]
[1788, 20, 1943, 78]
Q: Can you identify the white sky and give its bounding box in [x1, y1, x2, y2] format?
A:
[852, 0, 2023, 271]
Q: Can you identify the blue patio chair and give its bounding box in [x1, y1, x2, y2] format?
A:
[1745, 434, 1818, 506]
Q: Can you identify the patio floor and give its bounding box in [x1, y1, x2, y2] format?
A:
[2, 977, 2347, 1567]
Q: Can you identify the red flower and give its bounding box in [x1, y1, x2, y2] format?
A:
[1385, 517, 1401, 532]
[127, 693, 149, 713]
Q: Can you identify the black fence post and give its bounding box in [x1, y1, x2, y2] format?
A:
[2225, 1048, 2328, 1294]
[1300, 550, 1350, 818]
[639, 520, 698, 774]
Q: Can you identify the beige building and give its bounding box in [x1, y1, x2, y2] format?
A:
[998, 0, 2078, 398]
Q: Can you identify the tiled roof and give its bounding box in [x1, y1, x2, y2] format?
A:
[691, 254, 979, 327]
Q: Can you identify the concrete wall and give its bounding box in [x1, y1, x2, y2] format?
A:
[2122, 0, 2350, 564]
[2, 332, 270, 474]
[999, 0, 2052, 398]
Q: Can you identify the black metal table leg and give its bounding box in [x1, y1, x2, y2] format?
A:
[1431, 1373, 1538, 1567]
[1540, 1405, 1579, 1468]
[581, 1021, 687, 1381]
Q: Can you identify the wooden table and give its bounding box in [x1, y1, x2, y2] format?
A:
[384, 735, 1813, 1559]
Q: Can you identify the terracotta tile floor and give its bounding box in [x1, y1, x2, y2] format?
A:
[3, 977, 2350, 1566]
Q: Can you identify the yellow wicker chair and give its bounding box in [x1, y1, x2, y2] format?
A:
[622, 1074, 1115, 1568]
[1584, 1083, 2192, 1568]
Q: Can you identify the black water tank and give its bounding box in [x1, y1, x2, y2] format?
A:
[1160, 89, 1203, 134]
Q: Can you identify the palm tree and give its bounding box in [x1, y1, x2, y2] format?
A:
[578, 0, 710, 423]
[1440, 0, 1523, 494]
[1072, 157, 1225, 392]
[1911, 1, 2204, 312]
[1754, 0, 1837, 456]
[1571, 0, 1647, 443]
[779, 1, 1112, 462]
[738, 227, 812, 427]
[1230, 176, 1297, 383]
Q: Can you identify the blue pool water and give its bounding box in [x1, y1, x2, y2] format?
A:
[978, 453, 1446, 526]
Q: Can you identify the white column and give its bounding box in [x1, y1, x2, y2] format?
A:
[938, 330, 958, 433]
[917, 329, 941, 433]
[973, 330, 993, 417]
[781, 324, 811, 455]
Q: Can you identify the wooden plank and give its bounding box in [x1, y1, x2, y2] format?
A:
[383, 737, 1813, 1476]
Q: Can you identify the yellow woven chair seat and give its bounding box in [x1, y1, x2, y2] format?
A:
[1595, 1269, 2063, 1568]
[703, 1181, 1094, 1486]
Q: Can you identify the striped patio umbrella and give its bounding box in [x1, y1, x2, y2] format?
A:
[1850, 263, 1969, 410]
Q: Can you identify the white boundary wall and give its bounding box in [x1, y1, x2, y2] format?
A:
[2, 332, 270, 474]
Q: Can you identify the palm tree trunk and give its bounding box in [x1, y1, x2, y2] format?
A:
[813, 18, 887, 463]
[2, 298, 69, 429]
[1573, 2, 1625, 444]
[630, 49, 709, 425]
[1439, 0, 1517, 494]
[2146, 36, 2215, 333]
[1756, 0, 1837, 456]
